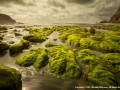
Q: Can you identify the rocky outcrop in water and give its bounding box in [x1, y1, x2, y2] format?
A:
[0, 42, 9, 55]
[109, 6, 120, 23]
[0, 14, 16, 24]
[9, 39, 31, 55]
[0, 64, 21, 90]
[23, 35, 46, 43]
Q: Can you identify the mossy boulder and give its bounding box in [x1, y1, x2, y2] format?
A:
[0, 64, 21, 90]
[49, 45, 82, 79]
[20, 39, 31, 49]
[28, 37, 45, 43]
[89, 28, 96, 34]
[0, 42, 9, 55]
[45, 42, 54, 47]
[77, 49, 97, 65]
[14, 33, 22, 36]
[23, 35, 34, 40]
[0, 35, 3, 40]
[9, 43, 23, 55]
[87, 65, 118, 87]
[23, 35, 45, 43]
[13, 29, 17, 32]
[16, 48, 41, 67]
[0, 26, 7, 30]
[77, 49, 98, 75]
[9, 39, 31, 55]
[9, 41, 15, 44]
[63, 63, 81, 79]
[33, 49, 49, 71]
[99, 53, 120, 74]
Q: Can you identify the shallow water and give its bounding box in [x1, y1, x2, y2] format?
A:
[0, 25, 104, 90]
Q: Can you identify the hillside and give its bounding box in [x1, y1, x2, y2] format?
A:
[109, 6, 120, 23]
[0, 14, 16, 24]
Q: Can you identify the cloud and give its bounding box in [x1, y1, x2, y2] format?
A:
[0, 0, 34, 6]
[92, 0, 120, 20]
[47, 0, 65, 8]
[65, 0, 95, 4]
[0, 0, 119, 24]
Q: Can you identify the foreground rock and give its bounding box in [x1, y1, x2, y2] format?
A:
[0, 42, 9, 55]
[109, 6, 120, 23]
[9, 39, 31, 55]
[23, 35, 45, 43]
[0, 35, 3, 40]
[16, 48, 49, 71]
[14, 33, 23, 36]
[49, 45, 82, 79]
[0, 64, 21, 90]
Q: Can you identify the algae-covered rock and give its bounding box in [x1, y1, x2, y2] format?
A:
[33, 49, 49, 71]
[0, 26, 7, 30]
[45, 42, 54, 47]
[89, 28, 96, 34]
[63, 63, 81, 79]
[49, 45, 82, 79]
[16, 48, 41, 67]
[77, 49, 99, 79]
[9, 39, 31, 55]
[87, 65, 118, 87]
[77, 49, 97, 66]
[0, 64, 21, 90]
[9, 41, 15, 44]
[0, 35, 3, 40]
[23, 35, 45, 43]
[14, 33, 22, 36]
[99, 53, 120, 74]
[0, 42, 9, 55]
[28, 37, 45, 43]
[20, 39, 31, 49]
[23, 35, 34, 40]
[9, 43, 23, 55]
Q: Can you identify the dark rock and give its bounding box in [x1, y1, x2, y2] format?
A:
[23, 35, 45, 43]
[20, 39, 31, 49]
[23, 35, 34, 40]
[0, 42, 9, 55]
[53, 38, 57, 41]
[13, 29, 17, 32]
[14, 33, 22, 36]
[9, 43, 23, 55]
[28, 37, 45, 42]
[100, 20, 108, 23]
[109, 6, 120, 23]
[0, 35, 3, 40]
[0, 31, 8, 33]
[9, 39, 31, 55]
[9, 41, 15, 44]
[0, 14, 16, 25]
[0, 26, 7, 30]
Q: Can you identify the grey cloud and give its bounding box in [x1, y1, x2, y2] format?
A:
[47, 0, 65, 8]
[0, 0, 34, 6]
[65, 0, 95, 4]
[93, 0, 119, 20]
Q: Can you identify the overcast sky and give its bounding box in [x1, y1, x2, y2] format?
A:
[0, 0, 119, 24]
